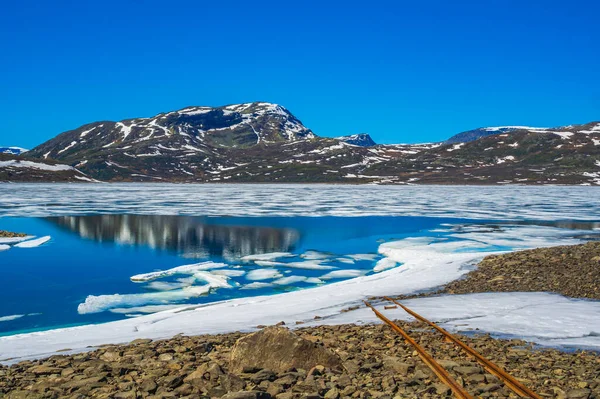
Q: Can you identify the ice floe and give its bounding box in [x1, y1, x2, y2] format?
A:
[77, 286, 211, 314]
[13, 236, 51, 248]
[320, 270, 365, 280]
[0, 245, 9, 251]
[192, 271, 233, 289]
[146, 281, 190, 291]
[130, 262, 228, 282]
[240, 282, 273, 290]
[300, 251, 331, 260]
[346, 254, 379, 261]
[272, 276, 308, 285]
[0, 314, 24, 322]
[246, 269, 283, 281]
[240, 252, 293, 261]
[254, 260, 336, 270]
[0, 236, 34, 244]
[212, 269, 246, 277]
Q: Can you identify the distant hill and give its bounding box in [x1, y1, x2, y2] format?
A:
[0, 153, 94, 182]
[336, 134, 376, 147]
[0, 147, 28, 155]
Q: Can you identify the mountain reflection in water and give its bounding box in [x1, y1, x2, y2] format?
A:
[45, 215, 300, 259]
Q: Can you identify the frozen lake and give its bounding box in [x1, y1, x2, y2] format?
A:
[1, 184, 599, 361]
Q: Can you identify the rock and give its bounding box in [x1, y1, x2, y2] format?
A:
[307, 365, 325, 376]
[140, 378, 158, 393]
[382, 356, 413, 376]
[454, 366, 482, 376]
[29, 365, 62, 375]
[433, 383, 450, 395]
[161, 374, 183, 389]
[220, 373, 247, 392]
[114, 391, 136, 399]
[478, 383, 501, 393]
[437, 359, 459, 369]
[130, 338, 153, 345]
[221, 391, 272, 399]
[158, 353, 173, 362]
[251, 369, 277, 384]
[467, 373, 486, 383]
[567, 389, 591, 399]
[99, 351, 121, 362]
[229, 327, 342, 374]
[324, 387, 340, 399]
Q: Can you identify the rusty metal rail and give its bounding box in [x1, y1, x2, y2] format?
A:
[363, 300, 474, 399]
[383, 296, 542, 399]
[365, 297, 542, 399]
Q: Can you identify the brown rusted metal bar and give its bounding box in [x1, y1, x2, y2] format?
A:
[384, 296, 542, 399]
[364, 300, 474, 399]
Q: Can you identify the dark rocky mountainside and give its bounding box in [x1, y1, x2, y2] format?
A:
[5, 102, 600, 184]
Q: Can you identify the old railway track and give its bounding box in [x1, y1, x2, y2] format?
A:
[364, 298, 541, 399]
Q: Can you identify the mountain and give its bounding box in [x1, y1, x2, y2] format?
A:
[336, 134, 376, 147]
[28, 102, 322, 181]
[367, 122, 600, 185]
[12, 103, 600, 185]
[0, 153, 94, 182]
[0, 147, 28, 155]
[444, 123, 599, 144]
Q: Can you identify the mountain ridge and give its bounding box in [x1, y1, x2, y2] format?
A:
[3, 102, 599, 184]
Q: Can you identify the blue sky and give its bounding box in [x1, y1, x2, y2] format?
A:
[1, 0, 598, 148]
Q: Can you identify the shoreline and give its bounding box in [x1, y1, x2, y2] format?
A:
[1, 321, 598, 398]
[1, 242, 600, 397]
[2, 237, 600, 363]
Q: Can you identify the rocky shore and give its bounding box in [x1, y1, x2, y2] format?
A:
[403, 241, 600, 301]
[1, 323, 598, 399]
[0, 230, 26, 238]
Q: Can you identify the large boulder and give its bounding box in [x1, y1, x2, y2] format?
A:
[229, 327, 342, 373]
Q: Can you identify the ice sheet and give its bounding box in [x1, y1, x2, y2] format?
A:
[1, 184, 599, 221]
